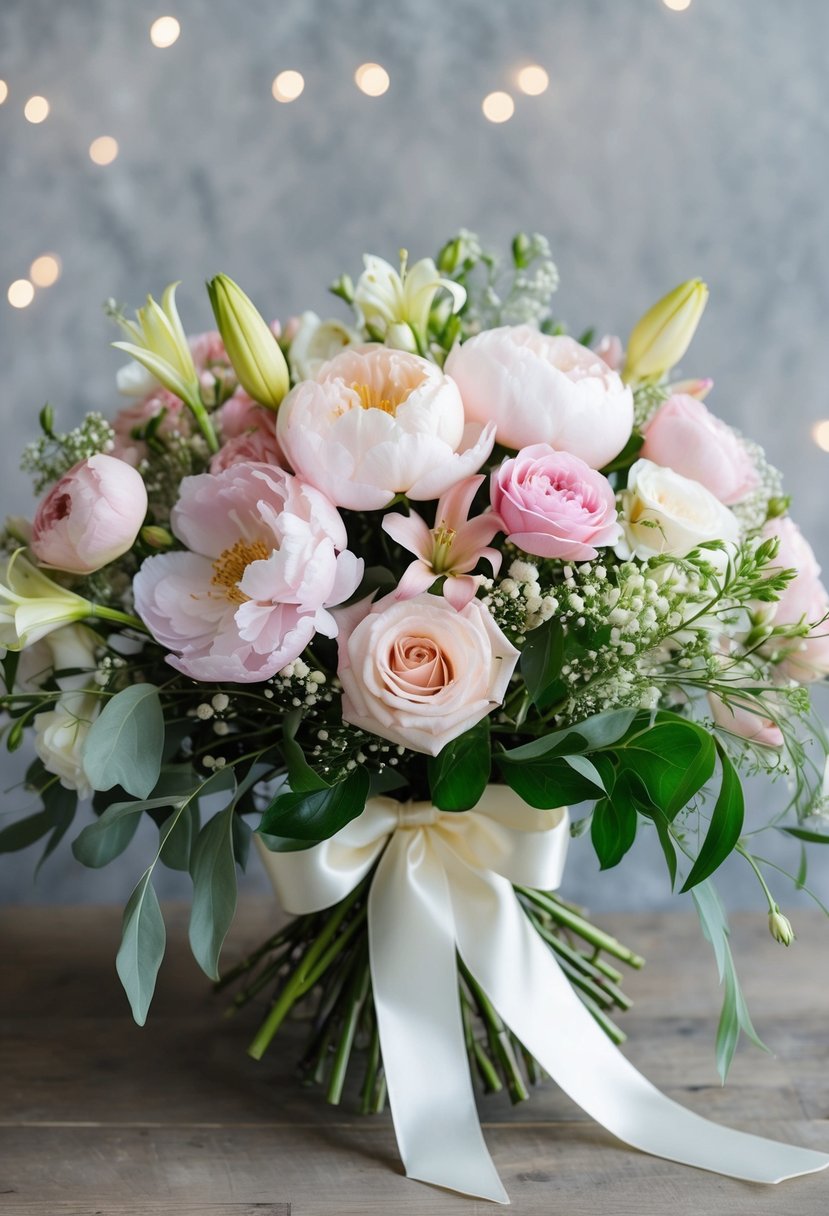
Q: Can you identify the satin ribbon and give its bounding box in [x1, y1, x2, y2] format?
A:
[258, 788, 829, 1204]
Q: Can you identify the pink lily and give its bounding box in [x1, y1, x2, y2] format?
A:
[382, 475, 503, 610]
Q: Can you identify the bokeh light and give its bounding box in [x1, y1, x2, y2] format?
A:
[0, 81, 8, 105]
[663, 0, 692, 10]
[482, 91, 515, 123]
[24, 96, 49, 124]
[150, 16, 181, 48]
[272, 70, 305, 103]
[517, 65, 549, 96]
[812, 420, 829, 452]
[30, 255, 61, 288]
[355, 63, 390, 97]
[8, 280, 35, 309]
[89, 136, 119, 165]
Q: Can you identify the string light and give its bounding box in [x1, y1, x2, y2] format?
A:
[24, 96, 49, 124]
[517, 65, 549, 96]
[663, 0, 692, 9]
[150, 16, 181, 47]
[812, 421, 829, 452]
[0, 80, 8, 105]
[30, 255, 61, 288]
[482, 91, 514, 123]
[8, 280, 35, 309]
[89, 136, 119, 165]
[355, 63, 390, 97]
[272, 70, 305, 103]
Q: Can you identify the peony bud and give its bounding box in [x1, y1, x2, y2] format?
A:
[623, 278, 709, 386]
[768, 907, 795, 946]
[31, 454, 148, 575]
[140, 525, 174, 550]
[207, 275, 289, 411]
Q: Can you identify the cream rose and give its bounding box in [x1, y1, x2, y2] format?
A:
[29, 623, 101, 798]
[616, 459, 740, 561]
[337, 594, 519, 756]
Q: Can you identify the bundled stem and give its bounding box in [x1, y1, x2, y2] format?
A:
[219, 884, 643, 1112]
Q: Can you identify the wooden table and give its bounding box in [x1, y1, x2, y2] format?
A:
[1, 903, 827, 1215]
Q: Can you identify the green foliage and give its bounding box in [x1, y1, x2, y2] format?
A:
[83, 684, 165, 799]
[692, 880, 768, 1080]
[116, 869, 166, 1027]
[428, 721, 491, 811]
[258, 766, 370, 850]
[189, 803, 238, 980]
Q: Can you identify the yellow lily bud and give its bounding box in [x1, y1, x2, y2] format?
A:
[207, 275, 289, 412]
[623, 278, 709, 386]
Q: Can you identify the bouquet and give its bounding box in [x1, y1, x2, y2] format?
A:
[2, 232, 829, 1202]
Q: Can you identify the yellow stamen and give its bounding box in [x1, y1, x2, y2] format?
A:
[351, 381, 401, 415]
[211, 538, 270, 604]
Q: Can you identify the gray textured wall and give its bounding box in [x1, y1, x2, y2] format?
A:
[1, 0, 828, 911]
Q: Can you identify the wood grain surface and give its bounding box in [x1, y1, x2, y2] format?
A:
[1, 902, 827, 1215]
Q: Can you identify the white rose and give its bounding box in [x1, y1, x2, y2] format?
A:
[616, 459, 740, 561]
[337, 594, 519, 756]
[288, 311, 360, 382]
[29, 624, 101, 798]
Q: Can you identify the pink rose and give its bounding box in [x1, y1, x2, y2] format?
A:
[641, 394, 759, 506]
[709, 694, 784, 748]
[763, 517, 829, 682]
[444, 326, 633, 469]
[337, 594, 519, 755]
[491, 445, 620, 560]
[210, 392, 285, 473]
[134, 463, 362, 683]
[30, 454, 148, 574]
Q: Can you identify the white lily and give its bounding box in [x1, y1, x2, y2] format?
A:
[354, 251, 466, 348]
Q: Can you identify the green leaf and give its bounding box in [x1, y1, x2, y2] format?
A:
[159, 802, 199, 871]
[83, 684, 165, 799]
[692, 879, 768, 1081]
[520, 618, 565, 710]
[116, 870, 166, 1026]
[281, 713, 329, 792]
[35, 784, 78, 875]
[563, 753, 611, 795]
[649, 807, 679, 890]
[0, 810, 53, 854]
[189, 804, 238, 980]
[498, 751, 613, 809]
[618, 719, 716, 819]
[72, 795, 177, 868]
[232, 814, 252, 870]
[599, 429, 645, 475]
[780, 826, 829, 845]
[499, 709, 638, 764]
[428, 720, 491, 811]
[258, 766, 370, 849]
[681, 743, 745, 892]
[591, 788, 638, 870]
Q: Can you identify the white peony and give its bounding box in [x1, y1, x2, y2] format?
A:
[615, 459, 740, 560]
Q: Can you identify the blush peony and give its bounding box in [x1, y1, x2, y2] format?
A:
[337, 593, 519, 756]
[444, 326, 633, 469]
[133, 463, 363, 682]
[491, 445, 620, 561]
[641, 394, 759, 506]
[276, 346, 495, 510]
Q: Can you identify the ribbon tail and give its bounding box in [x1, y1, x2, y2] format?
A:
[452, 866, 829, 1184]
[368, 831, 509, 1204]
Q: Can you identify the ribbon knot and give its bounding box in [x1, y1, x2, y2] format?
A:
[258, 787, 829, 1204]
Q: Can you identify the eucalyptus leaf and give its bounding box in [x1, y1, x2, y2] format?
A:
[72, 795, 178, 868]
[0, 810, 53, 854]
[116, 869, 166, 1026]
[35, 784, 78, 875]
[83, 684, 165, 799]
[189, 804, 238, 980]
[160, 802, 199, 871]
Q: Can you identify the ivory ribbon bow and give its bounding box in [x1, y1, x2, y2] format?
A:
[258, 787, 829, 1204]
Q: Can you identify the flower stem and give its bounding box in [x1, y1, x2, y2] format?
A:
[89, 604, 149, 632]
[518, 887, 645, 968]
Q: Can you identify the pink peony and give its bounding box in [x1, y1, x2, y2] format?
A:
[491, 445, 620, 561]
[133, 463, 363, 682]
[641, 394, 759, 506]
[276, 346, 495, 510]
[762, 517, 829, 682]
[382, 474, 502, 609]
[709, 694, 784, 748]
[444, 326, 633, 469]
[210, 392, 285, 473]
[31, 454, 148, 574]
[337, 593, 519, 756]
[111, 389, 189, 467]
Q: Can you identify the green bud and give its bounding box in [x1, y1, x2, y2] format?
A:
[140, 525, 174, 549]
[329, 274, 355, 305]
[623, 278, 709, 385]
[207, 275, 289, 412]
[768, 906, 795, 946]
[766, 496, 792, 521]
[512, 232, 533, 268]
[437, 237, 463, 275]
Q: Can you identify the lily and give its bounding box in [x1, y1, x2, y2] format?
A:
[354, 251, 466, 350]
[382, 475, 502, 610]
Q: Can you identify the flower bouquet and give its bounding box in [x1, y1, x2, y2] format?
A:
[2, 232, 829, 1202]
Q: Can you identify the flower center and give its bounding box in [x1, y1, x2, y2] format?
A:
[431, 522, 457, 573]
[350, 381, 401, 415]
[211, 538, 270, 604]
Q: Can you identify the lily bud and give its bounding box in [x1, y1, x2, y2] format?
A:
[768, 906, 795, 946]
[385, 322, 419, 353]
[623, 278, 709, 386]
[207, 275, 289, 412]
[667, 377, 714, 401]
[0, 551, 94, 651]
